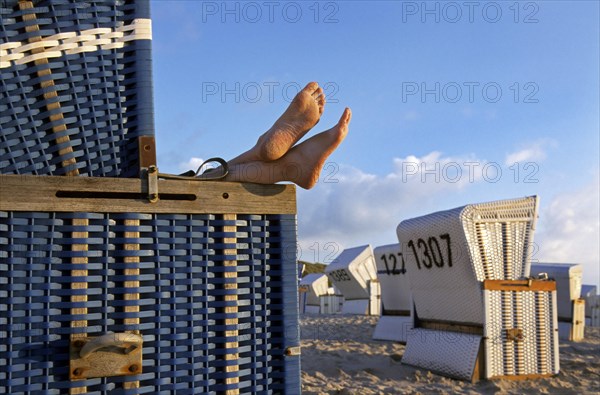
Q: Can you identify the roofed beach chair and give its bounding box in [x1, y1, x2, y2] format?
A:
[325, 245, 380, 316]
[372, 243, 414, 343]
[1, 2, 301, 394]
[396, 196, 560, 381]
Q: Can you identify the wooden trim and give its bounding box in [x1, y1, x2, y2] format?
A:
[69, 217, 89, 394]
[122, 219, 140, 390]
[382, 309, 411, 317]
[535, 291, 548, 374]
[0, 175, 296, 215]
[483, 279, 556, 292]
[16, 2, 88, 387]
[418, 319, 484, 336]
[18, 0, 77, 176]
[471, 342, 485, 383]
[223, 214, 239, 395]
[490, 373, 556, 381]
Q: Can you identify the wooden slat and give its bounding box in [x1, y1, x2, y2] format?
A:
[483, 280, 556, 292]
[18, 0, 78, 176]
[16, 4, 89, 392]
[122, 219, 140, 391]
[0, 175, 296, 214]
[535, 291, 547, 375]
[490, 373, 556, 381]
[471, 343, 485, 383]
[381, 309, 411, 317]
[223, 214, 239, 395]
[70, 217, 89, 395]
[418, 319, 484, 336]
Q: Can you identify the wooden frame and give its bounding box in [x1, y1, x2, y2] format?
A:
[0, 174, 296, 215]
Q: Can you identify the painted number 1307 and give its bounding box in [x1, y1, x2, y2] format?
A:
[407, 233, 453, 270]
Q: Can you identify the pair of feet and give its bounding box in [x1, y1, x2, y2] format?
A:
[220, 82, 351, 189]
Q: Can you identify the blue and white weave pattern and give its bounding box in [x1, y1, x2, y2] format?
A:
[0, 0, 154, 176]
[0, 212, 301, 394]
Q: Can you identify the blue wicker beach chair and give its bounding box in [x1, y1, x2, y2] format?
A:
[1, 2, 301, 394]
[1, 0, 154, 176]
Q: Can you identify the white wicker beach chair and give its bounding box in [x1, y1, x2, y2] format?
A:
[397, 196, 559, 381]
[325, 245, 380, 315]
[372, 243, 414, 342]
[299, 273, 329, 314]
[531, 263, 585, 341]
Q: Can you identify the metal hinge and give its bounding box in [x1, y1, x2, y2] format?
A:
[70, 333, 143, 380]
[145, 165, 159, 203]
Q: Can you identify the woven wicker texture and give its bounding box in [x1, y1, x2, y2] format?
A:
[483, 287, 559, 378]
[461, 196, 538, 281]
[397, 205, 484, 324]
[0, 211, 300, 394]
[402, 329, 482, 381]
[396, 196, 538, 324]
[0, 0, 154, 177]
[372, 315, 413, 343]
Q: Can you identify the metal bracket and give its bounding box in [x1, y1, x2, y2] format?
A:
[70, 333, 143, 380]
[138, 135, 157, 172]
[285, 346, 301, 356]
[146, 165, 159, 203]
[505, 328, 524, 342]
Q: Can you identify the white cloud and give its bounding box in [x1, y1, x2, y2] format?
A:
[297, 153, 600, 288]
[505, 139, 556, 166]
[296, 151, 486, 263]
[535, 178, 600, 287]
[178, 157, 205, 173]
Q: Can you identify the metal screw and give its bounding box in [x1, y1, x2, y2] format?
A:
[148, 165, 157, 174]
[73, 368, 82, 377]
[128, 364, 138, 373]
[222, 193, 229, 199]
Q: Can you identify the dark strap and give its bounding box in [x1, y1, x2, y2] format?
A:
[158, 157, 229, 181]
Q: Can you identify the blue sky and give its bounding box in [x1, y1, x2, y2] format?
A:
[150, 1, 599, 286]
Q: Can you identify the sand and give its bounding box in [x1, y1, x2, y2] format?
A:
[300, 314, 600, 395]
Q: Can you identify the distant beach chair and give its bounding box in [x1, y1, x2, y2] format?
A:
[589, 295, 600, 327]
[531, 263, 585, 341]
[299, 273, 330, 314]
[581, 284, 600, 327]
[397, 196, 560, 381]
[325, 245, 380, 316]
[372, 243, 414, 343]
[319, 285, 344, 315]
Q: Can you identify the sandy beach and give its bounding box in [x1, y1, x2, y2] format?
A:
[300, 314, 600, 395]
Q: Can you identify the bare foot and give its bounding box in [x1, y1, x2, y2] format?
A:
[225, 108, 351, 189]
[228, 82, 325, 166]
[281, 107, 350, 189]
